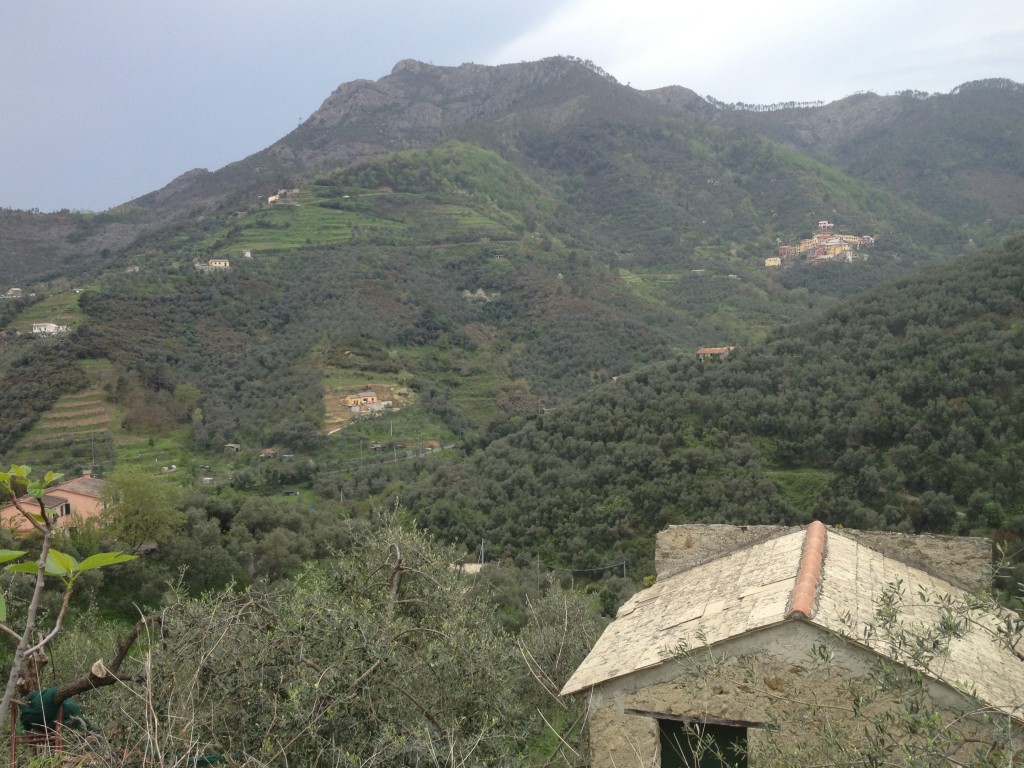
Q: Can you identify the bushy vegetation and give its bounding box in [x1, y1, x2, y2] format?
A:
[396, 235, 1024, 573]
[4, 494, 605, 767]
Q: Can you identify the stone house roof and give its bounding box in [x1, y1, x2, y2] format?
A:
[696, 346, 734, 356]
[562, 522, 1024, 722]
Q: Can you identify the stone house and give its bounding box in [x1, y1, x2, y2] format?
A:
[0, 474, 105, 534]
[696, 346, 735, 362]
[562, 522, 1023, 767]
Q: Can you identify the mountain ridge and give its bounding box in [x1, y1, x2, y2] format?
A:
[4, 58, 1022, 283]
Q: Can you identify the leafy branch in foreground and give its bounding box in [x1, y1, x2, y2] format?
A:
[0, 464, 140, 724]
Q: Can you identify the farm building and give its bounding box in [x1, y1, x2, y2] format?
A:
[345, 391, 378, 408]
[562, 522, 1022, 767]
[696, 346, 735, 362]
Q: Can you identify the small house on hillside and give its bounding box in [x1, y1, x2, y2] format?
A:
[696, 346, 735, 362]
[562, 522, 1021, 767]
[3, 287, 23, 299]
[0, 474, 105, 534]
[345, 391, 378, 407]
[194, 259, 230, 272]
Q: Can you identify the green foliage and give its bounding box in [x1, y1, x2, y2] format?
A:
[101, 464, 184, 550]
[766, 469, 834, 516]
[6, 549, 135, 588]
[4, 63, 1024, 608]
[83, 516, 603, 766]
[398, 235, 1024, 573]
[0, 340, 89, 462]
[0, 463, 139, 727]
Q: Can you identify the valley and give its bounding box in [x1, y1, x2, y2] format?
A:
[1, 57, 1024, 767]
[1, 57, 1023, 585]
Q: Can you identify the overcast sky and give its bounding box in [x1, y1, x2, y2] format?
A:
[3, 1, 1022, 212]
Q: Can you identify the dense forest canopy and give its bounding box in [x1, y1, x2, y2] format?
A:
[399, 235, 1024, 573]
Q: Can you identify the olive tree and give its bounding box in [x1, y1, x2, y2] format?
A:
[101, 464, 184, 553]
[85, 513, 602, 766]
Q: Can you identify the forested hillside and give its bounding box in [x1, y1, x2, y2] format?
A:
[6, 60, 1023, 289]
[4, 56, 1024, 768]
[397, 235, 1024, 574]
[724, 79, 1024, 238]
[1, 57, 1023, 577]
[2, 139, 836, 466]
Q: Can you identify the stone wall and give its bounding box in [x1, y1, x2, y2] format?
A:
[584, 622, 1006, 767]
[655, 524, 992, 593]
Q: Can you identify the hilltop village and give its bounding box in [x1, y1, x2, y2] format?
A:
[766, 220, 876, 267]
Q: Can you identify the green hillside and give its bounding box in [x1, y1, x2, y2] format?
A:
[2, 141, 825, 471]
[393, 235, 1024, 574]
[730, 79, 1024, 239]
[2, 59, 1023, 561]
[3, 60, 1024, 767]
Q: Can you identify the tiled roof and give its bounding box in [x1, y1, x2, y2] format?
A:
[562, 527, 805, 693]
[562, 523, 1024, 721]
[815, 532, 1023, 719]
[54, 474, 105, 498]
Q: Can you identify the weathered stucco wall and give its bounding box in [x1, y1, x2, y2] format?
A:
[582, 621, 1009, 767]
[585, 622, 837, 767]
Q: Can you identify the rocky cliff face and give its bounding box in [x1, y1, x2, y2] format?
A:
[269, 57, 617, 168]
[127, 57, 618, 218]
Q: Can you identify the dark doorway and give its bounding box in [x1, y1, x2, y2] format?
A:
[658, 719, 747, 768]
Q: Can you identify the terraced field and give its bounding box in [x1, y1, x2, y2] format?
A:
[11, 289, 87, 334]
[15, 386, 119, 473]
[10, 359, 194, 477]
[199, 188, 518, 258]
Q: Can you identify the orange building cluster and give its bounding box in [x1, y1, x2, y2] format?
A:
[775, 221, 875, 265]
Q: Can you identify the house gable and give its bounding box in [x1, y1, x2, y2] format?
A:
[564, 522, 1022, 766]
[584, 619, 994, 768]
